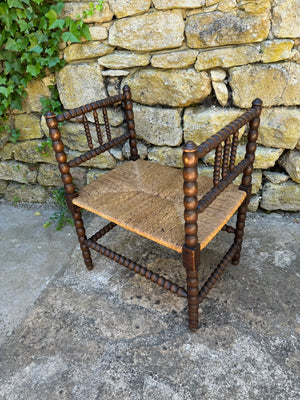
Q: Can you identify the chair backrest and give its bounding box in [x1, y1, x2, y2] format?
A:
[182, 98, 263, 249]
[45, 86, 139, 206]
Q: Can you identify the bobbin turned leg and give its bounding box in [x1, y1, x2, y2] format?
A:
[73, 208, 93, 270]
[183, 244, 200, 332]
[232, 99, 262, 265]
[45, 111, 93, 270]
[183, 141, 200, 332]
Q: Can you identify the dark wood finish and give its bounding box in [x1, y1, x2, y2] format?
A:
[82, 114, 93, 150]
[199, 243, 238, 303]
[123, 85, 139, 161]
[213, 144, 222, 187]
[102, 107, 112, 141]
[45, 112, 93, 270]
[45, 88, 262, 332]
[197, 158, 250, 213]
[232, 98, 262, 265]
[87, 238, 187, 297]
[182, 141, 200, 331]
[93, 109, 103, 145]
[222, 136, 231, 179]
[229, 130, 239, 172]
[182, 244, 200, 332]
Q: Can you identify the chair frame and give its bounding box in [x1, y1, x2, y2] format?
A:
[45, 86, 262, 332]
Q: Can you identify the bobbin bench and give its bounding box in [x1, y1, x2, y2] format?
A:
[45, 86, 262, 331]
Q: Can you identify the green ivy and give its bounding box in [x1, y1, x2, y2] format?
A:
[43, 187, 74, 230]
[0, 0, 103, 132]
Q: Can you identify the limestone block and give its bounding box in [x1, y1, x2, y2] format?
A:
[62, 1, 113, 23]
[106, 78, 120, 97]
[24, 80, 51, 113]
[210, 68, 226, 81]
[153, 0, 205, 9]
[248, 194, 260, 212]
[101, 70, 129, 76]
[108, 10, 184, 51]
[88, 26, 108, 41]
[98, 52, 151, 69]
[37, 164, 86, 188]
[212, 81, 228, 106]
[261, 180, 300, 211]
[86, 169, 106, 184]
[57, 63, 106, 110]
[204, 0, 237, 12]
[0, 129, 9, 150]
[15, 114, 43, 140]
[204, 145, 283, 169]
[109, 146, 124, 161]
[258, 108, 300, 149]
[184, 107, 246, 145]
[133, 104, 182, 146]
[263, 171, 289, 184]
[195, 45, 261, 71]
[0, 179, 7, 194]
[279, 150, 300, 183]
[0, 161, 37, 183]
[229, 63, 300, 108]
[122, 141, 148, 160]
[0, 143, 14, 160]
[237, 0, 271, 14]
[185, 11, 270, 49]
[68, 150, 116, 169]
[123, 68, 211, 107]
[108, 0, 151, 18]
[13, 140, 57, 164]
[5, 182, 48, 203]
[261, 40, 294, 63]
[148, 146, 183, 168]
[272, 0, 300, 38]
[151, 50, 198, 69]
[64, 42, 114, 62]
[61, 123, 125, 151]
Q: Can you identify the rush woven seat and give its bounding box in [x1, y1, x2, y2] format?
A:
[73, 159, 246, 253]
[45, 86, 262, 332]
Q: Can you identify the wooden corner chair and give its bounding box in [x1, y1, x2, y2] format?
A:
[45, 86, 262, 332]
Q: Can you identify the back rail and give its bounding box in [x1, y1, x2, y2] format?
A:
[68, 132, 130, 168]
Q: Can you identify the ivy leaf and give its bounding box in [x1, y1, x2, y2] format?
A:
[0, 86, 9, 97]
[7, 0, 24, 9]
[45, 9, 57, 28]
[50, 2, 64, 16]
[26, 63, 42, 77]
[49, 18, 65, 30]
[81, 24, 91, 40]
[18, 19, 31, 32]
[61, 31, 81, 43]
[5, 37, 19, 51]
[48, 57, 60, 68]
[29, 45, 43, 54]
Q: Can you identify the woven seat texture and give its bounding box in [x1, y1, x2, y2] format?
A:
[73, 160, 246, 252]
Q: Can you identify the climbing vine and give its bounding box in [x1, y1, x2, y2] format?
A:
[0, 0, 103, 135]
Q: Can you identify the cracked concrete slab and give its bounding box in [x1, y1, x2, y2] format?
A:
[0, 204, 299, 399]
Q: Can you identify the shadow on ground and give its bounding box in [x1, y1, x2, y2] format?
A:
[0, 202, 299, 399]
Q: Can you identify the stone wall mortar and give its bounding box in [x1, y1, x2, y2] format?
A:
[1, 0, 300, 211]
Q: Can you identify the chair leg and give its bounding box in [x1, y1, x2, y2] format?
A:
[73, 210, 93, 270]
[182, 244, 200, 332]
[232, 199, 248, 266]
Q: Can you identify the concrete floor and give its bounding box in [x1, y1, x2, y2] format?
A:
[0, 201, 299, 399]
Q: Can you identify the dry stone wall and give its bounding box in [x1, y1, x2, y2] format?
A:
[1, 0, 300, 212]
